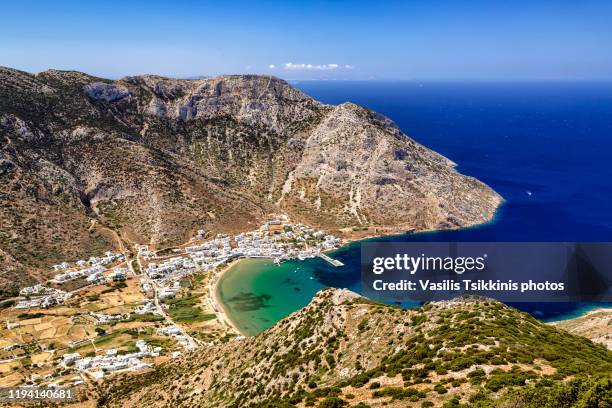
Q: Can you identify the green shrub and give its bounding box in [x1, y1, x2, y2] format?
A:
[357, 319, 368, 332]
[485, 368, 536, 392]
[434, 384, 448, 394]
[502, 375, 612, 408]
[317, 396, 346, 408]
[372, 387, 423, 400]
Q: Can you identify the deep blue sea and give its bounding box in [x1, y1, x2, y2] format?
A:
[294, 80, 612, 241]
[219, 81, 612, 334]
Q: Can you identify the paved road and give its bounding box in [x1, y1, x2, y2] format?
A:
[145, 275, 200, 349]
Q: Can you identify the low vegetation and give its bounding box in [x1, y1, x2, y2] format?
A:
[97, 289, 612, 407]
[163, 295, 215, 323]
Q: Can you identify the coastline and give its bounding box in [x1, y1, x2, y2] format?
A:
[209, 260, 247, 336]
[209, 219, 499, 337]
[211, 201, 612, 337]
[546, 305, 612, 323]
[208, 227, 406, 334]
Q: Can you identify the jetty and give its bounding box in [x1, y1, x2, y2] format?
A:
[317, 252, 344, 267]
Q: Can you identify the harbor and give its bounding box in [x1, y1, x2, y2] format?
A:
[317, 252, 344, 267]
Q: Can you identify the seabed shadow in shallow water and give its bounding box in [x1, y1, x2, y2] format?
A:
[228, 292, 272, 312]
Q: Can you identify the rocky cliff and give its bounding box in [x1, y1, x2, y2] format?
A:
[0, 67, 502, 295]
[96, 289, 612, 407]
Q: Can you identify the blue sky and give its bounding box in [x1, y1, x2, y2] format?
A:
[1, 0, 611, 80]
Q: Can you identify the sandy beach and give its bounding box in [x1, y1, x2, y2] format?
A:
[207, 227, 454, 337]
[206, 219, 504, 338]
[209, 259, 247, 336]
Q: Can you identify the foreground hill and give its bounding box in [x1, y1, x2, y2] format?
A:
[0, 67, 501, 295]
[97, 289, 612, 407]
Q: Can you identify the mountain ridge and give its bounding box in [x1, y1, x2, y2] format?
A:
[0, 67, 502, 296]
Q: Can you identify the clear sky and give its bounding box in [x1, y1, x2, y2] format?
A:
[1, 0, 611, 80]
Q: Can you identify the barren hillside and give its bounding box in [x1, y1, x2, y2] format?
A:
[0, 67, 502, 296]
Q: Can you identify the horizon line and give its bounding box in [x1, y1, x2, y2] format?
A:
[3, 66, 612, 83]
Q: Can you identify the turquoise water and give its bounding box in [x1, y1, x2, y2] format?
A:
[216, 258, 327, 335]
[218, 81, 612, 336]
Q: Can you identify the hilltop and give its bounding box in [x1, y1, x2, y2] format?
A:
[0, 67, 501, 295]
[96, 288, 612, 407]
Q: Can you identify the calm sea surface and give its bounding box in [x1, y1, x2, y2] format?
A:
[218, 81, 612, 335]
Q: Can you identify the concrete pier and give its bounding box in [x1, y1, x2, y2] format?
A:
[318, 253, 344, 267]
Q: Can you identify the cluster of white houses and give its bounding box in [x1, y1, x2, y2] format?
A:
[134, 300, 159, 315]
[158, 281, 182, 299]
[84, 266, 127, 286]
[62, 340, 157, 379]
[19, 284, 58, 297]
[52, 252, 125, 282]
[15, 285, 72, 309]
[157, 325, 194, 350]
[143, 221, 341, 283]
[147, 257, 196, 279]
[89, 312, 131, 326]
[136, 244, 156, 260]
[14, 265, 127, 310]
